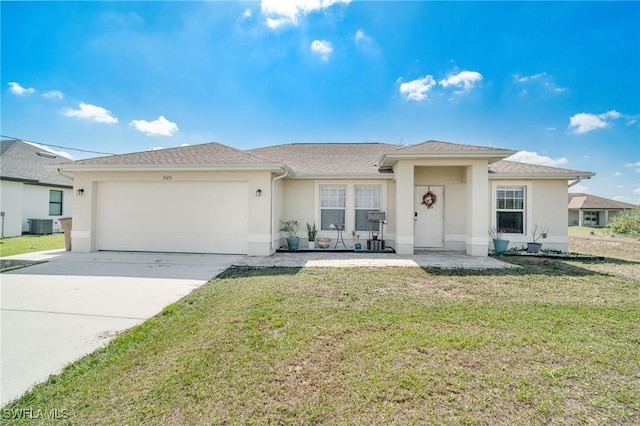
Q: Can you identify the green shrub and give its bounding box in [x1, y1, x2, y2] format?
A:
[606, 207, 640, 237]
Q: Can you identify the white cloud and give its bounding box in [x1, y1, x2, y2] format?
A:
[310, 39, 333, 61]
[8, 82, 35, 95]
[129, 115, 179, 136]
[399, 75, 436, 101]
[545, 127, 556, 131]
[261, 0, 350, 28]
[513, 72, 567, 94]
[62, 102, 118, 124]
[439, 70, 483, 93]
[43, 90, 64, 100]
[634, 187, 640, 195]
[569, 183, 589, 193]
[507, 151, 568, 167]
[242, 8, 252, 18]
[614, 172, 623, 176]
[568, 110, 621, 134]
[626, 161, 640, 173]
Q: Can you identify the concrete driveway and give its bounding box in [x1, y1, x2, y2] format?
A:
[0, 250, 243, 406]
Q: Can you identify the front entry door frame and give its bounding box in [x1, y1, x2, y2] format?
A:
[414, 185, 444, 248]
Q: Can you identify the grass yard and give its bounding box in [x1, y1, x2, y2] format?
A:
[0, 234, 65, 257]
[4, 257, 639, 425]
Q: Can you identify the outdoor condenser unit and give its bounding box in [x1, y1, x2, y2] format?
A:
[28, 219, 53, 235]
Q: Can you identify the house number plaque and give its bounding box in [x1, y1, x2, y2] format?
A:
[163, 175, 172, 180]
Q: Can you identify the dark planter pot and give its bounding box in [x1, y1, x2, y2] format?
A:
[286, 237, 300, 251]
[492, 238, 509, 254]
[527, 242, 542, 253]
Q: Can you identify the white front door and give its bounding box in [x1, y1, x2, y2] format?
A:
[414, 186, 444, 248]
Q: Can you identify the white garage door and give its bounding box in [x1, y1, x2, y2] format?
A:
[96, 181, 248, 254]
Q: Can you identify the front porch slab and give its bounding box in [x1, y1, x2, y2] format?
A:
[237, 251, 518, 269]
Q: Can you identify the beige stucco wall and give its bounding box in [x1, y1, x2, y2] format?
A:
[279, 178, 394, 249]
[71, 170, 272, 256]
[491, 179, 569, 252]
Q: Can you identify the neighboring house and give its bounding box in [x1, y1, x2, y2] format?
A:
[58, 140, 594, 256]
[568, 193, 636, 227]
[0, 139, 73, 237]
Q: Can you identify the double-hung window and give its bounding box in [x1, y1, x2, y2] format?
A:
[354, 186, 381, 231]
[49, 190, 63, 216]
[320, 186, 346, 230]
[496, 186, 524, 233]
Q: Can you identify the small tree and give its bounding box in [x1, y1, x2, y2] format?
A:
[606, 207, 640, 238]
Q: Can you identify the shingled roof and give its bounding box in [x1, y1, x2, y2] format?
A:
[489, 160, 594, 178]
[66, 142, 272, 167]
[0, 139, 73, 187]
[568, 193, 636, 210]
[248, 143, 397, 176]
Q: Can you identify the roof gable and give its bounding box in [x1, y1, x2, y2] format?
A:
[0, 139, 73, 187]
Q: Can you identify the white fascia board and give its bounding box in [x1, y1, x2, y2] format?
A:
[378, 149, 517, 169]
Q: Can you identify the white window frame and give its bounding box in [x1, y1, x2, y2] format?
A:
[491, 182, 532, 236]
[354, 185, 382, 232]
[319, 185, 347, 231]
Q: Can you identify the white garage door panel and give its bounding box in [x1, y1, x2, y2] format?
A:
[97, 181, 248, 254]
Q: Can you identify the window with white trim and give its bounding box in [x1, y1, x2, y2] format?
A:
[320, 186, 346, 230]
[496, 186, 524, 233]
[354, 186, 381, 231]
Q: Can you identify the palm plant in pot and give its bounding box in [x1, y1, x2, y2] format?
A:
[280, 219, 300, 251]
[489, 226, 509, 254]
[527, 225, 548, 253]
[306, 222, 318, 249]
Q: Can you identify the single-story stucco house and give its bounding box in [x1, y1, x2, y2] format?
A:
[568, 193, 636, 227]
[0, 139, 73, 237]
[57, 140, 595, 256]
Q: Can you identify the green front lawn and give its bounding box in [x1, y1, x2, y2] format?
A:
[3, 258, 639, 424]
[0, 234, 65, 257]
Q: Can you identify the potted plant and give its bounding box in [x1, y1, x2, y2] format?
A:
[306, 222, 318, 249]
[280, 219, 300, 251]
[489, 226, 509, 254]
[352, 230, 362, 250]
[527, 225, 548, 253]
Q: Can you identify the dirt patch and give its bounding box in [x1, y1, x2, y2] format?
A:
[569, 233, 640, 262]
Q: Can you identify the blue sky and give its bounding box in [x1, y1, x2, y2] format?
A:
[2, 1, 639, 204]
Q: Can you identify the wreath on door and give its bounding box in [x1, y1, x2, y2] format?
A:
[421, 191, 437, 209]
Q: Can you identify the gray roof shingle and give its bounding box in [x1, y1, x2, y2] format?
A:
[0, 140, 73, 187]
[489, 160, 593, 176]
[248, 143, 398, 175]
[397, 140, 512, 153]
[68, 142, 269, 166]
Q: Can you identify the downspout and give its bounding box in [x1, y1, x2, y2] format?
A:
[271, 169, 289, 252]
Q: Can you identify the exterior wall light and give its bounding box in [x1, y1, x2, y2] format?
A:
[76, 189, 85, 196]
[255, 189, 262, 197]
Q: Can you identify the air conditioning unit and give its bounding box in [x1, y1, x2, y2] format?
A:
[28, 219, 53, 235]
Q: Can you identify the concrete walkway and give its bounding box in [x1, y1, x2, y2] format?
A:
[235, 250, 517, 269]
[0, 250, 243, 406]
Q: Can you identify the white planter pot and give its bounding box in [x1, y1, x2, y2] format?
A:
[308, 241, 315, 249]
